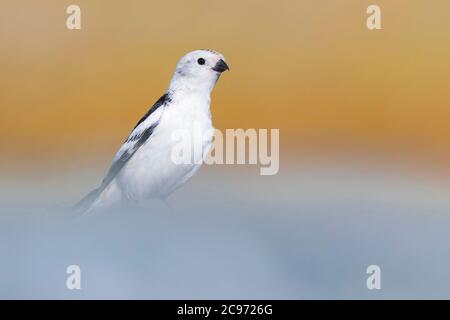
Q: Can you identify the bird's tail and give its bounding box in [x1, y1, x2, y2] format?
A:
[74, 180, 123, 215]
[73, 187, 101, 214]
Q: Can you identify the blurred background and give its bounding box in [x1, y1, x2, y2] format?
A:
[1, 0, 450, 299]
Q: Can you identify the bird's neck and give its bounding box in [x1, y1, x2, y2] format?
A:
[168, 73, 218, 99]
[168, 89, 212, 115]
[167, 79, 213, 112]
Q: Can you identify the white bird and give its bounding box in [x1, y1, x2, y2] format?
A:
[76, 50, 229, 214]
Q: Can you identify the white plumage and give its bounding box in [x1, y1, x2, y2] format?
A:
[76, 50, 229, 214]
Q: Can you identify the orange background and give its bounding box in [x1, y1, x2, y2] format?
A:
[1, 0, 449, 173]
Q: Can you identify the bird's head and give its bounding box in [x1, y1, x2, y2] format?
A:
[169, 50, 229, 95]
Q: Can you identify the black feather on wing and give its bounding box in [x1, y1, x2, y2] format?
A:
[99, 122, 158, 190]
[132, 93, 170, 130]
[74, 93, 170, 212]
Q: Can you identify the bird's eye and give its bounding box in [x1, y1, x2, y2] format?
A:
[197, 58, 205, 65]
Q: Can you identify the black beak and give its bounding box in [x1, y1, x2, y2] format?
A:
[212, 59, 230, 73]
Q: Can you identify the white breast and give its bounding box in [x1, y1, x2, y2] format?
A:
[116, 94, 213, 202]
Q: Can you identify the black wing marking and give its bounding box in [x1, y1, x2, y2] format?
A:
[100, 93, 171, 188]
[75, 93, 170, 211]
[132, 93, 170, 130]
[99, 122, 158, 190]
